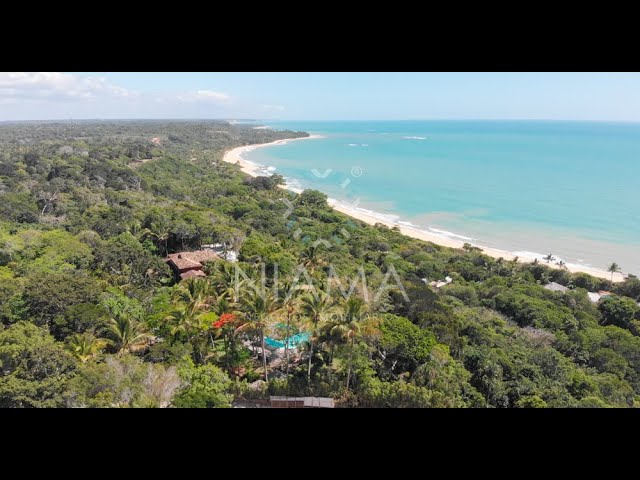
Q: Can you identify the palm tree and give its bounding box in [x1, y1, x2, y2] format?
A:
[150, 217, 171, 255]
[278, 281, 302, 377]
[66, 333, 108, 363]
[543, 254, 554, 264]
[164, 304, 211, 363]
[608, 262, 621, 283]
[129, 219, 142, 237]
[108, 315, 152, 355]
[215, 315, 243, 377]
[325, 297, 380, 390]
[174, 278, 214, 312]
[211, 262, 240, 301]
[300, 290, 333, 383]
[164, 279, 216, 363]
[210, 294, 234, 316]
[299, 244, 326, 273]
[239, 288, 280, 382]
[208, 293, 240, 351]
[140, 218, 171, 256]
[557, 260, 568, 270]
[319, 315, 342, 366]
[324, 297, 369, 392]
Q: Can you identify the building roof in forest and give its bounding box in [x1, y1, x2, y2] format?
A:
[166, 250, 219, 271]
[180, 269, 207, 280]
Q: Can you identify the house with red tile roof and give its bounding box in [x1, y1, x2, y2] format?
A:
[166, 250, 219, 281]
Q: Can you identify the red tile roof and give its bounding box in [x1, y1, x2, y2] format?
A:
[166, 250, 219, 271]
[180, 270, 207, 280]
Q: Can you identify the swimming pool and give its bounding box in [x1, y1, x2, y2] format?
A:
[264, 332, 310, 350]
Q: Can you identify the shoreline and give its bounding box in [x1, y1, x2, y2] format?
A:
[222, 137, 627, 283]
[222, 135, 325, 178]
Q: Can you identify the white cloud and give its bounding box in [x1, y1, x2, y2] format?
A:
[0, 74, 282, 120]
[196, 90, 230, 101]
[262, 104, 285, 111]
[175, 89, 231, 103]
[0, 72, 135, 102]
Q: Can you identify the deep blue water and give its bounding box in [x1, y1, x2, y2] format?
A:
[243, 120, 640, 274]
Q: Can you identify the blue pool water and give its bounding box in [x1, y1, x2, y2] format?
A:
[264, 332, 310, 350]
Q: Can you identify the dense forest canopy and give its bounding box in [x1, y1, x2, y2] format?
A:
[0, 120, 639, 408]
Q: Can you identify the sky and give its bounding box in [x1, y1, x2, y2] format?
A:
[2, 72, 640, 122]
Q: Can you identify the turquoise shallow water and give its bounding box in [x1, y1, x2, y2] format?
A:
[243, 121, 640, 274]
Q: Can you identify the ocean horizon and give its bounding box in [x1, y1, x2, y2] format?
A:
[241, 120, 640, 275]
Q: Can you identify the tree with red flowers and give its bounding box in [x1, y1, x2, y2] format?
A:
[213, 312, 236, 329]
[212, 313, 245, 376]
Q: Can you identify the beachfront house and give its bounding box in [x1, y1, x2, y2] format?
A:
[166, 250, 219, 281]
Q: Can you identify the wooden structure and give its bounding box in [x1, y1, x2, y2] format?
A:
[269, 396, 335, 408]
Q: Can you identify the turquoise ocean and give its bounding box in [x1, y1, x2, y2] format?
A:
[242, 121, 640, 274]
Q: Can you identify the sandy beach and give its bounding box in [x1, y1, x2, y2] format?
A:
[223, 138, 626, 283]
[223, 135, 324, 179]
